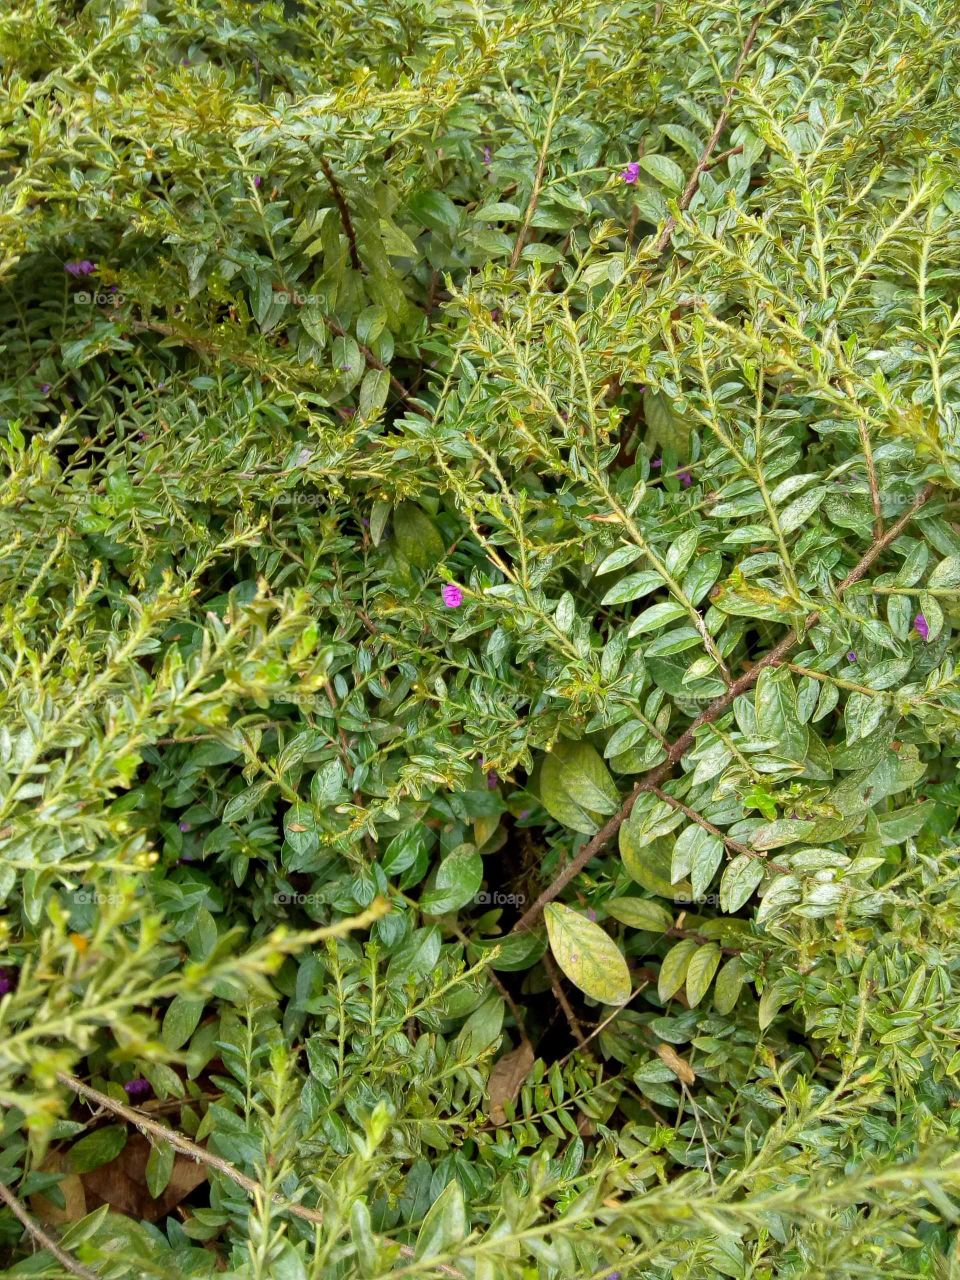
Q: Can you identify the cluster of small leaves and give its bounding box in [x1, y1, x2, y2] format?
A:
[1, 0, 960, 1276]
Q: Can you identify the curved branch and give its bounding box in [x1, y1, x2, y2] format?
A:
[511, 483, 936, 934]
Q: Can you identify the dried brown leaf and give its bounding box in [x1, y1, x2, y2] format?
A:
[656, 1042, 696, 1085]
[487, 1041, 535, 1126]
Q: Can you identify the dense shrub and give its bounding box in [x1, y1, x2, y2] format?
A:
[1, 0, 960, 1275]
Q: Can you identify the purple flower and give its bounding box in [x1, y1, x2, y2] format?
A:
[123, 1077, 151, 1100]
[482, 146, 492, 168]
[518, 809, 530, 819]
[441, 583, 464, 609]
[486, 770, 499, 790]
[0, 969, 18, 996]
[178, 820, 191, 832]
[679, 469, 693, 487]
[914, 613, 930, 641]
[620, 161, 641, 184]
[846, 650, 857, 663]
[39, 382, 51, 394]
[490, 308, 500, 322]
[65, 260, 95, 277]
[650, 457, 662, 469]
[586, 908, 597, 921]
[253, 175, 263, 189]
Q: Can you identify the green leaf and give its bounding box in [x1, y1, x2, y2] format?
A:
[393, 502, 445, 570]
[473, 202, 521, 220]
[713, 956, 745, 1015]
[638, 153, 686, 192]
[284, 801, 320, 860]
[604, 896, 673, 932]
[420, 845, 483, 914]
[544, 903, 631, 1005]
[621, 826, 693, 901]
[754, 667, 807, 761]
[408, 190, 459, 235]
[928, 554, 960, 589]
[161, 995, 205, 1051]
[719, 855, 765, 913]
[600, 570, 663, 605]
[145, 1142, 175, 1198]
[359, 368, 390, 418]
[685, 942, 721, 1007]
[68, 1125, 127, 1173]
[416, 1180, 466, 1260]
[539, 739, 619, 834]
[658, 938, 698, 1001]
[454, 995, 504, 1057]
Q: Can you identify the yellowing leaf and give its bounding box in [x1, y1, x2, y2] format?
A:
[620, 826, 693, 902]
[544, 903, 630, 1005]
[685, 942, 721, 1007]
[604, 896, 673, 932]
[658, 938, 698, 1001]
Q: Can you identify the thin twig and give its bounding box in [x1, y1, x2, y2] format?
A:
[0, 1179, 99, 1280]
[319, 157, 361, 272]
[511, 70, 565, 268]
[542, 951, 591, 1052]
[511, 483, 934, 933]
[56, 1073, 464, 1278]
[650, 785, 790, 873]
[557, 982, 648, 1066]
[653, 12, 764, 255]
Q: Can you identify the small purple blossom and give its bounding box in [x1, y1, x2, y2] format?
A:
[846, 650, 857, 663]
[620, 161, 641, 184]
[518, 809, 530, 819]
[123, 1077, 151, 1099]
[0, 969, 18, 996]
[39, 382, 51, 394]
[585, 908, 598, 921]
[441, 583, 464, 609]
[650, 456, 662, 469]
[178, 820, 191, 832]
[486, 770, 499, 790]
[490, 308, 500, 322]
[65, 260, 95, 277]
[253, 175, 263, 189]
[914, 613, 930, 641]
[482, 146, 492, 168]
[678, 469, 693, 487]
[361, 516, 370, 527]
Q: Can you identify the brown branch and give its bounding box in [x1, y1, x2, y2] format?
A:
[319, 158, 361, 272]
[56, 1073, 464, 1278]
[0, 1179, 99, 1280]
[653, 12, 764, 256]
[650, 785, 790, 873]
[511, 483, 935, 934]
[542, 951, 591, 1052]
[706, 144, 745, 169]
